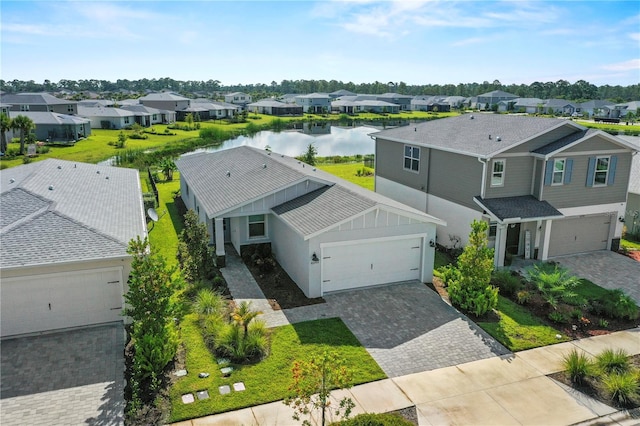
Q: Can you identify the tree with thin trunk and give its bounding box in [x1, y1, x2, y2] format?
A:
[11, 115, 34, 155]
[0, 113, 11, 153]
[230, 301, 261, 339]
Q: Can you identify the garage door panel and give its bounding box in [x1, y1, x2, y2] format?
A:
[322, 237, 423, 294]
[1, 268, 123, 337]
[548, 215, 611, 257]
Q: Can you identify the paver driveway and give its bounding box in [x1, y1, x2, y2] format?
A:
[281, 282, 511, 377]
[0, 323, 125, 426]
[554, 251, 640, 305]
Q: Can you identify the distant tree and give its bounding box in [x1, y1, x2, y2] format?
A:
[302, 143, 318, 166]
[177, 209, 213, 282]
[11, 115, 34, 155]
[185, 112, 194, 129]
[0, 113, 11, 153]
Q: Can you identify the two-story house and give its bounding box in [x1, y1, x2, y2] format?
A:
[295, 93, 332, 113]
[1, 92, 78, 115]
[139, 92, 191, 112]
[477, 90, 518, 110]
[224, 92, 252, 111]
[373, 114, 638, 267]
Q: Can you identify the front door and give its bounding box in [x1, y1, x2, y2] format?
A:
[223, 218, 231, 242]
[506, 223, 521, 255]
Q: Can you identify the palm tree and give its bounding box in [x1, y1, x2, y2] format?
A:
[230, 301, 261, 339]
[0, 113, 11, 153]
[158, 157, 177, 181]
[11, 115, 35, 155]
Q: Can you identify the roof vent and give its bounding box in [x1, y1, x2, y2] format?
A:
[226, 171, 231, 177]
[414, 127, 417, 132]
[470, 115, 474, 119]
[57, 165, 62, 169]
[96, 170, 100, 174]
[48, 185, 54, 190]
[313, 168, 316, 171]
[106, 176, 109, 180]
[262, 164, 267, 169]
[496, 136, 501, 141]
[488, 134, 492, 140]
[281, 154, 284, 158]
[9, 178, 15, 183]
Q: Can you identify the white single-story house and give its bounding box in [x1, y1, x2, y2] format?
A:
[77, 105, 137, 129]
[176, 146, 445, 298]
[0, 159, 147, 337]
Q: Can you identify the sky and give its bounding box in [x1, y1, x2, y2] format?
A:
[1, 0, 639, 87]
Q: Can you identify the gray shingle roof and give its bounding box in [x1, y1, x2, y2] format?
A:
[247, 100, 291, 108]
[0, 92, 75, 105]
[140, 92, 189, 101]
[618, 136, 640, 194]
[272, 185, 375, 236]
[474, 195, 563, 221]
[1, 159, 146, 268]
[372, 114, 582, 157]
[532, 129, 595, 155]
[177, 146, 445, 232]
[15, 111, 90, 125]
[78, 105, 135, 118]
[477, 90, 518, 99]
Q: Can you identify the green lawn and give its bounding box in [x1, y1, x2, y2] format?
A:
[621, 238, 640, 250]
[169, 315, 386, 423]
[147, 174, 183, 266]
[574, 120, 640, 133]
[478, 296, 570, 351]
[316, 162, 374, 190]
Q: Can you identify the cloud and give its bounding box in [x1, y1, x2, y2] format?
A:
[630, 32, 640, 42]
[601, 59, 640, 72]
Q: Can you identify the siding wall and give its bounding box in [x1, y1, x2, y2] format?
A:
[502, 126, 577, 154]
[563, 136, 622, 153]
[375, 138, 429, 191]
[429, 150, 483, 209]
[484, 156, 534, 198]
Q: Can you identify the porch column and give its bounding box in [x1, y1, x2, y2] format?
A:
[540, 219, 553, 261]
[214, 217, 226, 267]
[494, 224, 508, 267]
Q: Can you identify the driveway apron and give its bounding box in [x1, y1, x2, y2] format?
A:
[0, 323, 124, 426]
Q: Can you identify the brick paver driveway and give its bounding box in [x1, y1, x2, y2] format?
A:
[0, 323, 124, 425]
[554, 251, 640, 305]
[283, 282, 510, 377]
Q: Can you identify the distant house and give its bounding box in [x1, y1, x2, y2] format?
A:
[1, 92, 78, 115]
[614, 101, 640, 119]
[329, 89, 356, 99]
[247, 100, 302, 116]
[477, 90, 518, 110]
[120, 104, 175, 125]
[191, 99, 239, 119]
[580, 100, 615, 118]
[411, 99, 450, 112]
[543, 99, 578, 116]
[224, 92, 252, 110]
[376, 93, 413, 111]
[177, 105, 210, 121]
[78, 99, 117, 108]
[295, 93, 332, 113]
[1, 159, 146, 337]
[139, 92, 190, 112]
[15, 111, 91, 142]
[498, 98, 544, 114]
[77, 106, 136, 129]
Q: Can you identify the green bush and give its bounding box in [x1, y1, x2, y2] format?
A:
[516, 290, 531, 305]
[602, 372, 639, 406]
[548, 311, 568, 323]
[602, 289, 639, 320]
[491, 269, 521, 297]
[215, 320, 267, 362]
[333, 412, 414, 425]
[193, 288, 226, 317]
[199, 126, 230, 142]
[596, 349, 631, 375]
[434, 264, 461, 286]
[563, 349, 592, 385]
[524, 263, 580, 309]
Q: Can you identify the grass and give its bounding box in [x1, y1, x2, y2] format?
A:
[621, 238, 640, 250]
[478, 296, 570, 351]
[573, 278, 612, 301]
[574, 120, 640, 133]
[169, 315, 386, 423]
[434, 251, 453, 269]
[147, 173, 182, 267]
[316, 162, 374, 190]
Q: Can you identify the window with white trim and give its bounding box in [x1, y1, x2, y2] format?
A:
[552, 159, 565, 185]
[248, 214, 266, 238]
[491, 159, 505, 187]
[403, 145, 420, 172]
[124, 116, 130, 124]
[594, 156, 610, 186]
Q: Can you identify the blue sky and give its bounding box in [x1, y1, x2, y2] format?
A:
[1, 1, 639, 86]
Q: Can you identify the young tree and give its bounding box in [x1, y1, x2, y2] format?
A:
[302, 143, 318, 166]
[231, 301, 261, 340]
[0, 113, 11, 153]
[158, 157, 177, 181]
[185, 112, 194, 129]
[177, 209, 213, 282]
[284, 351, 355, 426]
[447, 220, 498, 317]
[11, 115, 34, 155]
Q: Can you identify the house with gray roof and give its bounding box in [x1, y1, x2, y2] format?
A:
[139, 92, 190, 111]
[1, 92, 78, 115]
[0, 159, 147, 337]
[376, 93, 413, 111]
[497, 98, 544, 114]
[580, 100, 615, 118]
[329, 89, 356, 99]
[176, 146, 444, 297]
[191, 99, 239, 120]
[77, 105, 136, 129]
[477, 90, 518, 110]
[120, 104, 175, 125]
[14, 111, 91, 142]
[224, 92, 252, 110]
[295, 93, 331, 113]
[247, 100, 303, 116]
[543, 99, 578, 116]
[373, 114, 638, 267]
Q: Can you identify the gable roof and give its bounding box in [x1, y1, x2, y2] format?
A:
[78, 105, 135, 118]
[371, 114, 585, 158]
[619, 136, 640, 195]
[477, 90, 517, 99]
[176, 146, 445, 234]
[1, 159, 146, 268]
[1, 92, 75, 105]
[16, 111, 90, 126]
[532, 129, 638, 157]
[474, 195, 563, 223]
[139, 92, 189, 101]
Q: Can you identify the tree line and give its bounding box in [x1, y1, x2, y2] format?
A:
[1, 78, 638, 103]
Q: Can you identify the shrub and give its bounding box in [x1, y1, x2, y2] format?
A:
[524, 263, 580, 309]
[215, 320, 267, 362]
[434, 264, 461, 287]
[602, 372, 639, 406]
[491, 269, 521, 297]
[602, 289, 639, 320]
[516, 290, 531, 305]
[335, 412, 414, 425]
[548, 311, 568, 323]
[596, 349, 631, 375]
[563, 349, 592, 384]
[193, 288, 226, 317]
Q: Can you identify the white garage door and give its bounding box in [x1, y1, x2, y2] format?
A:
[321, 237, 423, 294]
[548, 214, 611, 257]
[1, 268, 124, 337]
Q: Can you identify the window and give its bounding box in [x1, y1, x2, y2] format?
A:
[488, 221, 497, 238]
[403, 145, 420, 172]
[152, 114, 157, 120]
[67, 105, 74, 113]
[248, 214, 266, 238]
[124, 116, 130, 124]
[552, 159, 565, 185]
[20, 105, 30, 111]
[594, 156, 610, 186]
[491, 159, 505, 186]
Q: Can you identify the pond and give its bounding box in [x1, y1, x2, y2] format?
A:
[185, 124, 377, 158]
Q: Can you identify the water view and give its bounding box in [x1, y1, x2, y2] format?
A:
[186, 125, 377, 158]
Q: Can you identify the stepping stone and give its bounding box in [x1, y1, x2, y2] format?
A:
[219, 385, 231, 395]
[198, 372, 210, 378]
[220, 367, 233, 376]
[217, 358, 230, 365]
[233, 382, 246, 392]
[174, 369, 187, 377]
[196, 390, 210, 400]
[181, 393, 195, 404]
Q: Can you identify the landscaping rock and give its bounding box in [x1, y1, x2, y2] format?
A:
[196, 390, 210, 400]
[233, 382, 246, 392]
[174, 369, 187, 377]
[198, 372, 210, 378]
[217, 358, 230, 365]
[220, 367, 233, 376]
[181, 393, 195, 404]
[218, 385, 231, 395]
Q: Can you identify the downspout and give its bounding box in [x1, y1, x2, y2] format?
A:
[478, 157, 488, 199]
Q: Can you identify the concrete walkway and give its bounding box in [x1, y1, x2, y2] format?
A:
[173, 329, 640, 426]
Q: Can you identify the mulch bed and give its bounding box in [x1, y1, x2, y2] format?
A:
[548, 354, 640, 410]
[622, 250, 640, 262]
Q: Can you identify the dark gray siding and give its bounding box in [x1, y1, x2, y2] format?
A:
[533, 158, 543, 197]
[375, 138, 429, 191]
[429, 150, 483, 210]
[502, 126, 577, 154]
[484, 156, 534, 198]
[542, 152, 631, 208]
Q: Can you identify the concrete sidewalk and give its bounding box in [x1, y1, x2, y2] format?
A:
[173, 328, 640, 426]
